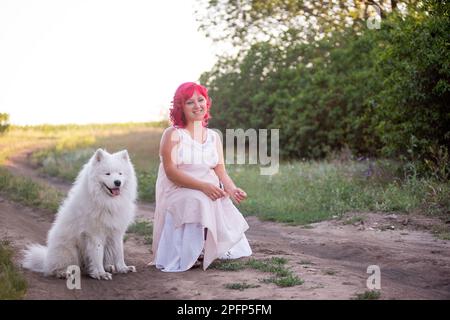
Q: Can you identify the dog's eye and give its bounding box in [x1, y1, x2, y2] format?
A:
[106, 173, 111, 176]
[119, 173, 122, 175]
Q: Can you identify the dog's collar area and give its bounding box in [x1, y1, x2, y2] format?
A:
[102, 183, 121, 197]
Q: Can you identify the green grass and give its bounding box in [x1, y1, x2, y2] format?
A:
[224, 282, 261, 291]
[0, 240, 27, 299]
[431, 225, 450, 241]
[126, 220, 153, 245]
[0, 167, 63, 212]
[210, 259, 247, 271]
[228, 161, 449, 224]
[262, 274, 304, 287]
[210, 257, 303, 288]
[437, 233, 450, 240]
[353, 290, 381, 300]
[245, 257, 290, 277]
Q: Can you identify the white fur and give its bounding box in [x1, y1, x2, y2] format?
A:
[22, 149, 137, 280]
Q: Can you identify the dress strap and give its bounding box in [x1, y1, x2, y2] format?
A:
[173, 126, 184, 142]
[208, 129, 215, 144]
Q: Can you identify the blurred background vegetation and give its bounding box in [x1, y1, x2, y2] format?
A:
[197, 0, 449, 181]
[0, 113, 10, 134]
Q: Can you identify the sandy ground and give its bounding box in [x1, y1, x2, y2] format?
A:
[1, 151, 449, 300]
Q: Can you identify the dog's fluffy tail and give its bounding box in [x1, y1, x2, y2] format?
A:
[22, 244, 47, 273]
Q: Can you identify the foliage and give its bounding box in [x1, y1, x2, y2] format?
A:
[195, 0, 420, 52]
[200, 1, 450, 178]
[202, 27, 382, 158]
[0, 113, 10, 134]
[370, 4, 450, 175]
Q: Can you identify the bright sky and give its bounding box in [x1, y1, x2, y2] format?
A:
[0, 0, 217, 125]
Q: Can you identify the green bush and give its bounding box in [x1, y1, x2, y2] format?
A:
[201, 2, 449, 178]
[371, 6, 450, 177]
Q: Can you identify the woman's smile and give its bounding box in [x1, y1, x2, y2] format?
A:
[192, 108, 204, 115]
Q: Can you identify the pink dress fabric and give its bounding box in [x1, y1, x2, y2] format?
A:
[151, 126, 252, 272]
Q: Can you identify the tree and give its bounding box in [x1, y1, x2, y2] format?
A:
[0, 113, 10, 134]
[195, 0, 419, 53]
[199, 0, 449, 178]
[202, 27, 383, 159]
[370, 1, 450, 170]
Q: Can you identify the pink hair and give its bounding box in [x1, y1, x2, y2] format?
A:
[169, 82, 211, 128]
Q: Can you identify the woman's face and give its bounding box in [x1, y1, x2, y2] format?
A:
[183, 91, 207, 124]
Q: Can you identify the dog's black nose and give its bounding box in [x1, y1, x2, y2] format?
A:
[114, 180, 121, 187]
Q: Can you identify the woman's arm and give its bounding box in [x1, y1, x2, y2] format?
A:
[160, 127, 226, 201]
[213, 132, 247, 204]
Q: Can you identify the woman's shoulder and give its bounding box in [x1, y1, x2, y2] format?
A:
[161, 126, 181, 143]
[163, 125, 183, 134]
[207, 128, 222, 144]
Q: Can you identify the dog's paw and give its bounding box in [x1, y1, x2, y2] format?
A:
[89, 271, 113, 280]
[116, 265, 137, 273]
[104, 265, 116, 273]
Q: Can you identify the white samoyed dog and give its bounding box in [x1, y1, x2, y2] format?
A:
[22, 148, 137, 280]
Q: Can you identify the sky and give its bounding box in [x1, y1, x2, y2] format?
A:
[0, 0, 217, 125]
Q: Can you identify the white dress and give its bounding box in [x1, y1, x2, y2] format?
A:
[151, 126, 252, 272]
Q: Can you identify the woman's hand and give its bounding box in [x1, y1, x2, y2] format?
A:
[228, 187, 247, 205]
[201, 182, 227, 201]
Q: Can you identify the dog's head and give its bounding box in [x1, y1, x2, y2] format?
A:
[91, 148, 135, 198]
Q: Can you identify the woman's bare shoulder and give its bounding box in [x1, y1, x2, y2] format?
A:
[208, 128, 222, 144]
[161, 126, 181, 144]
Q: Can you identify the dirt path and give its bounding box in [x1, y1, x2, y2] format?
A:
[1, 151, 450, 299]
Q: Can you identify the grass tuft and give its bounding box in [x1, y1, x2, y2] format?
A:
[127, 220, 153, 245]
[0, 240, 27, 300]
[353, 290, 381, 300]
[211, 257, 303, 288]
[0, 168, 62, 212]
[224, 282, 261, 291]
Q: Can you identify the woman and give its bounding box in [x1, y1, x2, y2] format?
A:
[150, 82, 252, 272]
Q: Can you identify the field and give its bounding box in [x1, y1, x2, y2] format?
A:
[0, 123, 449, 300]
[2, 124, 448, 222]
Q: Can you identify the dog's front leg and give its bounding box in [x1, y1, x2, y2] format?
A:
[86, 237, 112, 280]
[109, 234, 136, 274]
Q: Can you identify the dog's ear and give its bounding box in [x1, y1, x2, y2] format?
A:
[94, 148, 105, 162]
[119, 150, 129, 161]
